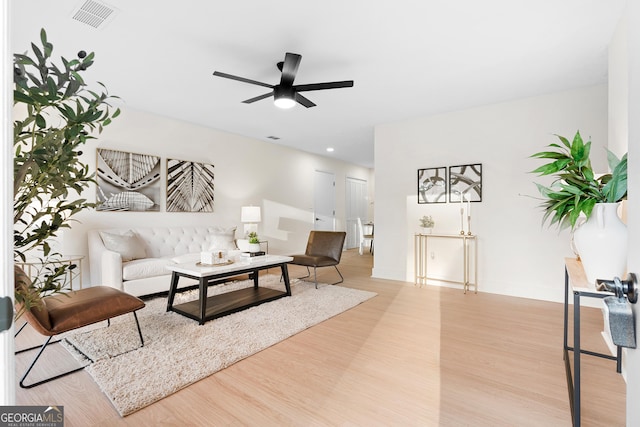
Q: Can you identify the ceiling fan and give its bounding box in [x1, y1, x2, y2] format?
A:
[213, 52, 354, 109]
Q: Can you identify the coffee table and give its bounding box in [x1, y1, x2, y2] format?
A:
[166, 255, 293, 325]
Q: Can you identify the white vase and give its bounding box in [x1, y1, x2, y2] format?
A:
[573, 203, 627, 285]
[248, 243, 261, 253]
[421, 227, 433, 234]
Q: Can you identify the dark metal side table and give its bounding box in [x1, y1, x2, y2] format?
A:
[563, 257, 622, 427]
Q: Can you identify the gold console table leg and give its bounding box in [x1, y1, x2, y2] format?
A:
[414, 233, 477, 293]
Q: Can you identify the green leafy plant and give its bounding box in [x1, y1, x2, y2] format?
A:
[530, 131, 627, 230]
[247, 231, 260, 244]
[13, 28, 119, 316]
[419, 215, 434, 228]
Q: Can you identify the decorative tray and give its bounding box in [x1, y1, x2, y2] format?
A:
[196, 260, 234, 267]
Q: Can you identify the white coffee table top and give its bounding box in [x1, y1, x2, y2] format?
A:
[167, 254, 293, 277]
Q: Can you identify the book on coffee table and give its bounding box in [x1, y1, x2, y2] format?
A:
[241, 251, 266, 257]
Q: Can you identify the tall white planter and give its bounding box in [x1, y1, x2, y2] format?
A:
[573, 203, 628, 284]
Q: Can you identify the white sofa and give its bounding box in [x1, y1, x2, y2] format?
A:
[88, 226, 238, 297]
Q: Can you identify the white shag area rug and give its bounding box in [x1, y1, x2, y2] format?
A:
[61, 275, 376, 416]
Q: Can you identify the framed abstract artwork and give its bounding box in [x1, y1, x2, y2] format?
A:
[449, 163, 482, 202]
[166, 159, 215, 212]
[96, 148, 161, 211]
[417, 167, 447, 203]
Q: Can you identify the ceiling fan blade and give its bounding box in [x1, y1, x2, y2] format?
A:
[294, 80, 354, 92]
[280, 53, 302, 87]
[242, 92, 274, 104]
[295, 93, 316, 108]
[213, 71, 273, 89]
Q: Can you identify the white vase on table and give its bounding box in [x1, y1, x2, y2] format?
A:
[573, 202, 627, 285]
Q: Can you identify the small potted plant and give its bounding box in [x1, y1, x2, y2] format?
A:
[419, 215, 435, 233]
[247, 231, 261, 252]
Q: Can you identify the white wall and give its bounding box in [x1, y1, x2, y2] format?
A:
[609, 13, 629, 159]
[59, 107, 372, 285]
[373, 85, 608, 302]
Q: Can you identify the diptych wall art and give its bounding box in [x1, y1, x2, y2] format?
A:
[96, 149, 161, 211]
[166, 159, 215, 212]
[417, 167, 447, 204]
[449, 163, 482, 202]
[417, 163, 483, 204]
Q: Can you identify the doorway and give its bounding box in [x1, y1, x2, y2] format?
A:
[313, 170, 335, 231]
[345, 177, 368, 249]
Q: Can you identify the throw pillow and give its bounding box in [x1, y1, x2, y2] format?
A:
[99, 230, 146, 262]
[207, 227, 238, 251]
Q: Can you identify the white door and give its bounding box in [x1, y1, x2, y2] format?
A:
[314, 170, 335, 231]
[1, 0, 14, 405]
[345, 177, 368, 248]
[0, 2, 16, 406]
[626, 4, 639, 424]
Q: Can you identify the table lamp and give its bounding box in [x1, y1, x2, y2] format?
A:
[241, 206, 261, 235]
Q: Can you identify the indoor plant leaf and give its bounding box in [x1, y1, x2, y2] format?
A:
[530, 131, 627, 230]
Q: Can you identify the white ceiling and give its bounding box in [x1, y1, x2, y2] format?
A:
[12, 0, 627, 168]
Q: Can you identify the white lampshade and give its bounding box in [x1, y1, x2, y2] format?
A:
[241, 206, 261, 223]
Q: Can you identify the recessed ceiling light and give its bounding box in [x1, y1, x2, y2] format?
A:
[326, 147, 334, 152]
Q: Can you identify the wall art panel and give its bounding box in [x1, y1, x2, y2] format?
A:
[166, 159, 215, 212]
[96, 148, 161, 211]
[449, 163, 482, 202]
[417, 167, 447, 203]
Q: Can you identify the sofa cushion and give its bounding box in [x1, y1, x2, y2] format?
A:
[99, 230, 146, 262]
[206, 227, 238, 251]
[122, 258, 175, 281]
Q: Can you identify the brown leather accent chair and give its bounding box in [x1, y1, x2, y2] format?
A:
[14, 265, 146, 388]
[289, 231, 346, 288]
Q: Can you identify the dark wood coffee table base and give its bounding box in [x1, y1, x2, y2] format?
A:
[166, 259, 292, 325]
[171, 287, 287, 323]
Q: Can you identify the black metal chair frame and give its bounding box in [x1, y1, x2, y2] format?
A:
[15, 312, 144, 389]
[298, 264, 344, 288]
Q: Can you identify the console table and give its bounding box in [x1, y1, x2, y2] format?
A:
[563, 257, 621, 427]
[15, 255, 84, 290]
[414, 233, 477, 293]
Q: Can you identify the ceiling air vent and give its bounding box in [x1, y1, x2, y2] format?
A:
[72, 0, 116, 29]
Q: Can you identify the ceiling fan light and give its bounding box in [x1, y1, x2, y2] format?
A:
[274, 97, 296, 109]
[274, 85, 296, 109]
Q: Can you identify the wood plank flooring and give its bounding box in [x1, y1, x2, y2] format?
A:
[14, 249, 625, 426]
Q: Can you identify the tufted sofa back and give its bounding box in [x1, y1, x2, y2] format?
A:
[136, 227, 232, 258]
[100, 226, 235, 258]
[88, 226, 237, 287]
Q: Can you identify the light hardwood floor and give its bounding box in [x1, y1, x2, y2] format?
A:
[15, 249, 625, 426]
